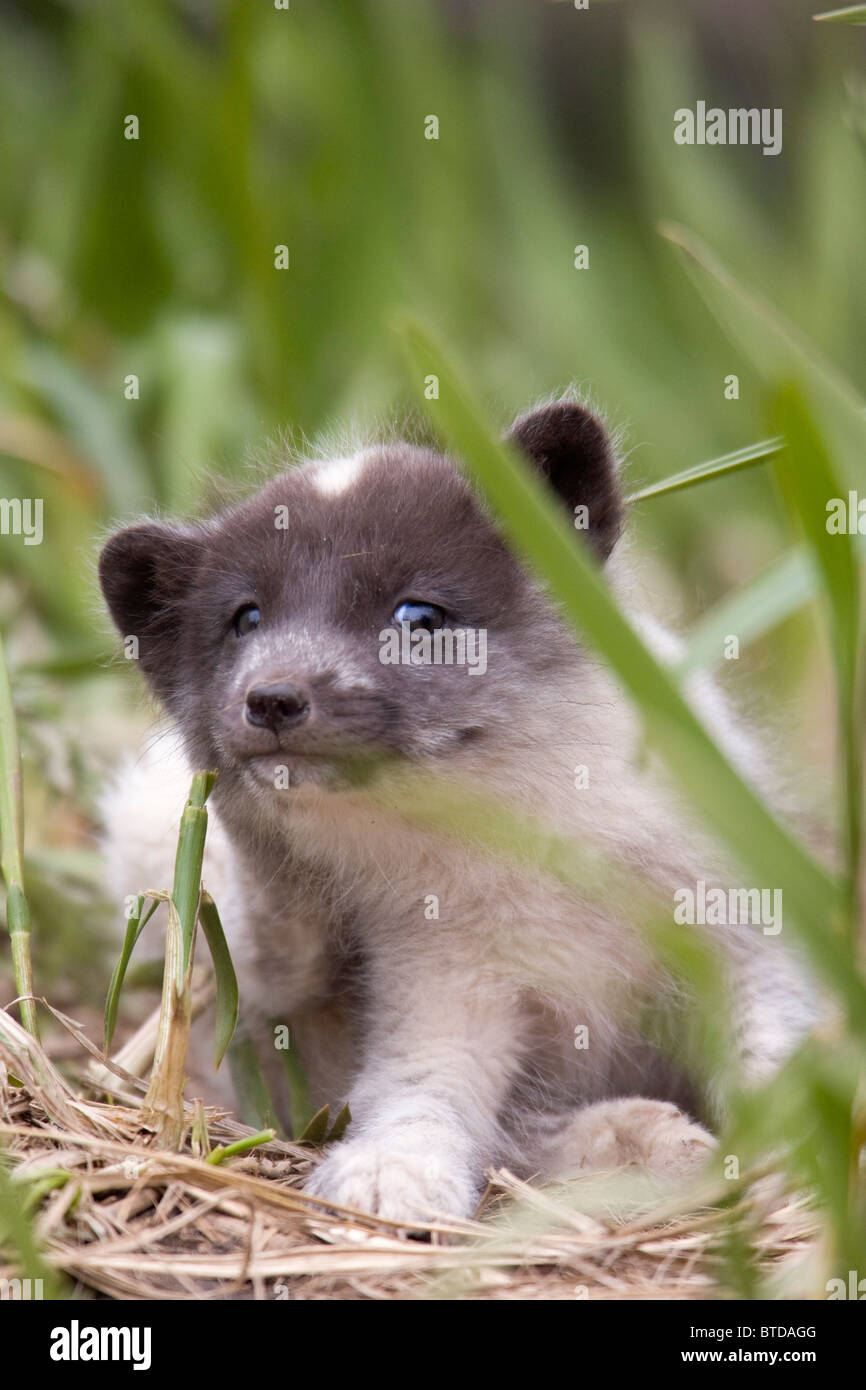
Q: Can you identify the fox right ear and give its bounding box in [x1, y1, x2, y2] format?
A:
[98, 522, 203, 694]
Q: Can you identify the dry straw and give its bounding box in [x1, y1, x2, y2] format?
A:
[0, 1005, 822, 1301]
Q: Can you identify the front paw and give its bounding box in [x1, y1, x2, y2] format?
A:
[303, 1139, 478, 1224]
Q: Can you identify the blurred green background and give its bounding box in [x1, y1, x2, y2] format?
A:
[0, 0, 863, 995]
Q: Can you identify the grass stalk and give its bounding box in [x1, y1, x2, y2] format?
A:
[172, 770, 217, 983]
[140, 901, 191, 1148]
[624, 437, 784, 506]
[0, 633, 39, 1039]
[140, 771, 217, 1148]
[206, 1128, 275, 1166]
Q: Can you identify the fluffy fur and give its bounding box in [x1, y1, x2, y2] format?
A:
[98, 401, 817, 1223]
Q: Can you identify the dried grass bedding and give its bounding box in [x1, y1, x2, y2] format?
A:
[0, 1006, 820, 1302]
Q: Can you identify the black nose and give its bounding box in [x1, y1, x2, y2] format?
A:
[245, 681, 310, 733]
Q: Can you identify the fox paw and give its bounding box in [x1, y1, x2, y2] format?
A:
[304, 1140, 477, 1224]
[541, 1097, 716, 1180]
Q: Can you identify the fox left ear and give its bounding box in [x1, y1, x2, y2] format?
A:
[507, 400, 622, 560]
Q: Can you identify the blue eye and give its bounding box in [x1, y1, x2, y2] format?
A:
[392, 601, 446, 633]
[233, 604, 261, 637]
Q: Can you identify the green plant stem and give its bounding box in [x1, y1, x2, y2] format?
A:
[773, 388, 864, 954]
[625, 437, 784, 506]
[197, 891, 239, 1070]
[172, 769, 217, 984]
[0, 633, 39, 1038]
[206, 1128, 275, 1166]
[278, 1036, 314, 1139]
[813, 5, 866, 22]
[141, 899, 191, 1148]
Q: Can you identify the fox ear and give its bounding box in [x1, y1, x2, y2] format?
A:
[507, 401, 622, 560]
[98, 522, 203, 699]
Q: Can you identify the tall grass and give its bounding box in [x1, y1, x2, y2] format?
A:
[396, 297, 866, 1289]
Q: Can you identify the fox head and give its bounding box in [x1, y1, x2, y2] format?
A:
[99, 401, 622, 798]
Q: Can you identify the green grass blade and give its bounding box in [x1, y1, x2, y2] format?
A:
[773, 386, 863, 942]
[0, 1154, 62, 1298]
[625, 438, 783, 506]
[814, 5, 866, 21]
[17, 345, 151, 512]
[325, 1102, 352, 1144]
[171, 770, 218, 982]
[227, 1030, 277, 1131]
[206, 1128, 275, 1166]
[676, 548, 817, 677]
[103, 893, 159, 1052]
[678, 533, 866, 680]
[659, 223, 866, 488]
[395, 317, 866, 1029]
[198, 890, 240, 1071]
[141, 897, 191, 1149]
[0, 633, 39, 1039]
[296, 1104, 331, 1146]
[276, 1029, 315, 1140]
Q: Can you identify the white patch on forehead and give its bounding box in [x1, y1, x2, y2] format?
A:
[309, 452, 369, 497]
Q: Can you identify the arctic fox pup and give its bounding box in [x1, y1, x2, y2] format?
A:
[99, 401, 816, 1222]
